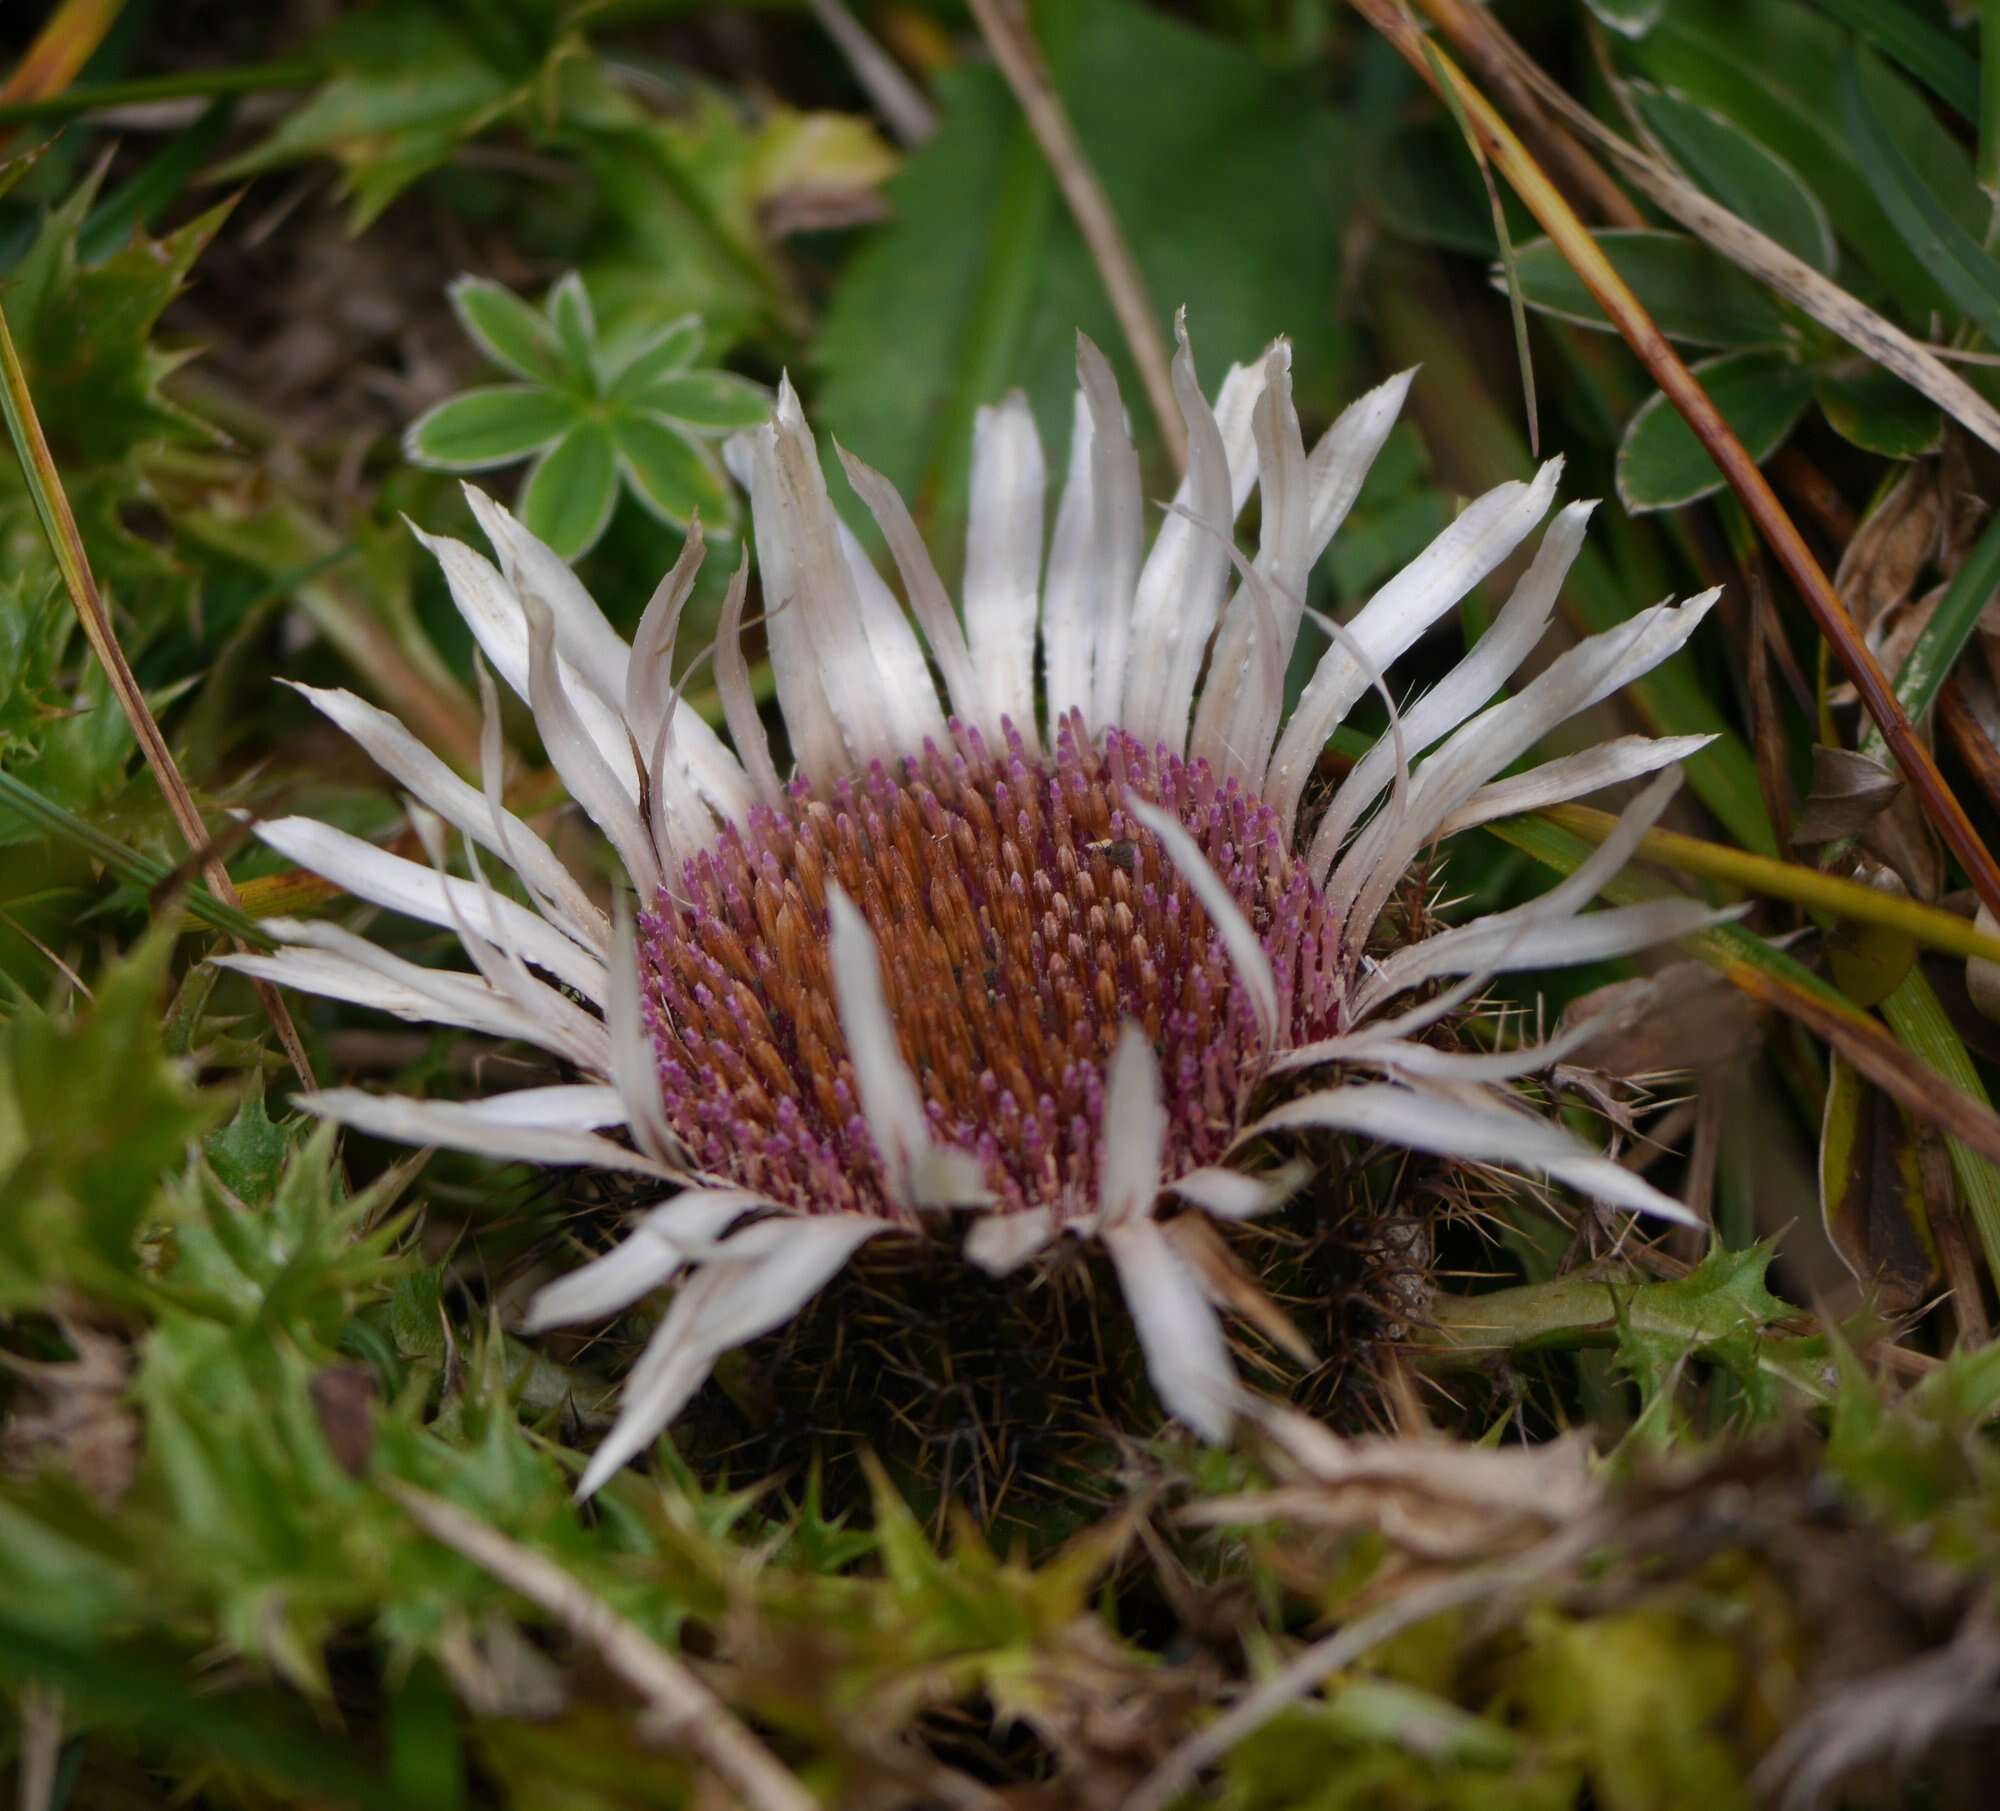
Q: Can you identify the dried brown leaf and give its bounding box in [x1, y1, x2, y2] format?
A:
[1793, 746, 1904, 847]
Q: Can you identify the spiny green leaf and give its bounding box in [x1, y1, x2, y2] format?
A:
[0, 932, 222, 1310]
[202, 1083, 293, 1207]
[213, 5, 533, 228]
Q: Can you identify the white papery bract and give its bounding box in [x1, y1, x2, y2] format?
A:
[225, 314, 1723, 1497]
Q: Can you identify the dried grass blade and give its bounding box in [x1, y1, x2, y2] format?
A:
[0, 300, 313, 1089]
[1354, 3, 2000, 927]
[387, 1483, 817, 1811]
[966, 0, 1186, 475]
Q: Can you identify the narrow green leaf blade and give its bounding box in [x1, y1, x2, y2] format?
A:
[1814, 0, 1980, 117]
[546, 272, 598, 392]
[1841, 49, 2000, 344]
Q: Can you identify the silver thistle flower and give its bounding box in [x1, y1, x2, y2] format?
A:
[224, 315, 1725, 1496]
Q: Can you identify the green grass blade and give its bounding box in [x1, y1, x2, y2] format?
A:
[1878, 967, 2000, 1281]
[1841, 50, 2000, 343]
[0, 770, 269, 946]
[1815, 0, 1980, 117]
[1857, 499, 2000, 765]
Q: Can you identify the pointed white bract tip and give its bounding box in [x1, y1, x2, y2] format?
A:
[965, 1205, 1057, 1275]
[1172, 304, 1192, 348]
[910, 1145, 996, 1207]
[402, 513, 445, 554]
[1122, 793, 1280, 1046]
[1104, 1220, 1240, 1444]
[775, 371, 805, 425]
[1099, 1021, 1168, 1230]
[826, 883, 943, 1210]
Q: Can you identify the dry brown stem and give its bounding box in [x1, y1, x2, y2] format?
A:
[966, 0, 1186, 476]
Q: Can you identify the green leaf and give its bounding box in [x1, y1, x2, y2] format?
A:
[1818, 1054, 1933, 1307]
[1506, 230, 1794, 349]
[604, 316, 703, 394]
[1616, 350, 1815, 513]
[448, 275, 566, 387]
[1866, 497, 2000, 747]
[1815, 361, 1944, 458]
[1370, 119, 1540, 257]
[404, 385, 578, 472]
[1812, 0, 1980, 118]
[202, 1085, 294, 1208]
[0, 934, 222, 1309]
[1585, 0, 1666, 40]
[1841, 48, 2000, 346]
[546, 272, 598, 391]
[818, 0, 1350, 561]
[517, 422, 619, 560]
[1632, 0, 1984, 320]
[1424, 1242, 1826, 1402]
[7, 189, 231, 465]
[1630, 86, 1837, 272]
[627, 371, 771, 432]
[212, 7, 525, 228]
[1878, 969, 2000, 1287]
[614, 416, 731, 528]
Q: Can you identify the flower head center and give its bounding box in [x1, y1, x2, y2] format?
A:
[638, 715, 1344, 1222]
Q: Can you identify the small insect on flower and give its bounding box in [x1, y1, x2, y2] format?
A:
[223, 313, 1728, 1497]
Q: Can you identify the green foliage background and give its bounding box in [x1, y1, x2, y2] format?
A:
[6, 0, 2000, 1805]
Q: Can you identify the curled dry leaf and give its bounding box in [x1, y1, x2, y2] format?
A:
[1833, 462, 1943, 646]
[1792, 746, 1903, 847]
[1185, 1402, 1600, 1566]
[435, 1613, 571, 1721]
[1818, 1054, 1937, 1312]
[1755, 1604, 2000, 1811]
[1831, 442, 1994, 718]
[308, 1364, 378, 1477]
[1967, 905, 2000, 1024]
[1554, 960, 1760, 1078]
[0, 1317, 138, 1507]
[1160, 1212, 1317, 1368]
